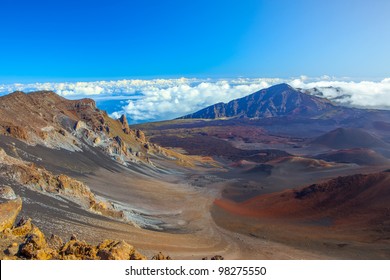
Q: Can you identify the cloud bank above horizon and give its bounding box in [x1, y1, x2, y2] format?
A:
[1, 77, 390, 123]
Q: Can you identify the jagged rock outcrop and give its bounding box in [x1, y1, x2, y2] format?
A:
[47, 234, 64, 251]
[59, 239, 97, 260]
[55, 237, 147, 260]
[119, 114, 132, 134]
[18, 224, 55, 260]
[3, 125, 28, 140]
[0, 197, 22, 232]
[96, 240, 147, 260]
[11, 217, 33, 236]
[113, 136, 128, 155]
[74, 120, 87, 131]
[0, 209, 178, 260]
[2, 217, 147, 260]
[1, 202, 149, 260]
[136, 129, 146, 142]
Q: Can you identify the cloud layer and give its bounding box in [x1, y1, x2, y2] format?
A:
[1, 77, 389, 123]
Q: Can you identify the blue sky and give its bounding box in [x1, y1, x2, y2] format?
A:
[1, 0, 389, 82]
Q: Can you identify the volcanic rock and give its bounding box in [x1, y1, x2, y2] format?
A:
[119, 114, 132, 134]
[0, 197, 22, 232]
[74, 120, 87, 131]
[3, 125, 28, 141]
[93, 136, 101, 145]
[136, 129, 146, 142]
[0, 148, 124, 221]
[18, 225, 55, 260]
[0, 90, 191, 167]
[4, 243, 19, 257]
[11, 217, 33, 236]
[60, 239, 97, 260]
[0, 185, 17, 200]
[97, 240, 147, 260]
[47, 234, 64, 251]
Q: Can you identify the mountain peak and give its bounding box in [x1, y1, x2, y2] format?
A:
[268, 83, 292, 91]
[180, 83, 335, 120]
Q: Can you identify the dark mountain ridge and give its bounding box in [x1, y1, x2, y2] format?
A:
[179, 83, 390, 127]
[180, 83, 337, 119]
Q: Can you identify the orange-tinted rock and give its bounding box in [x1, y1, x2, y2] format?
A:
[4, 125, 28, 140]
[47, 234, 64, 251]
[136, 129, 146, 142]
[60, 239, 97, 260]
[18, 225, 54, 260]
[4, 243, 19, 257]
[0, 197, 22, 232]
[97, 240, 146, 260]
[90, 201, 125, 220]
[119, 114, 132, 134]
[11, 217, 33, 236]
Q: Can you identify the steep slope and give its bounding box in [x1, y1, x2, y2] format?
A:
[0, 148, 124, 220]
[180, 83, 336, 119]
[311, 127, 388, 149]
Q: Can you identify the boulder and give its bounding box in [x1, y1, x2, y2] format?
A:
[93, 136, 101, 145]
[74, 120, 86, 131]
[90, 201, 125, 220]
[0, 185, 17, 200]
[47, 234, 64, 251]
[136, 129, 146, 142]
[56, 174, 95, 205]
[18, 225, 54, 260]
[60, 239, 98, 260]
[0, 197, 22, 232]
[97, 240, 146, 260]
[4, 243, 19, 257]
[5, 125, 28, 140]
[11, 217, 33, 236]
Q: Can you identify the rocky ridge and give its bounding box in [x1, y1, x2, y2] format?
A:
[0, 91, 190, 167]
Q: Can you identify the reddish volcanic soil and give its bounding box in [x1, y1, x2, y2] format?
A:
[212, 171, 390, 259]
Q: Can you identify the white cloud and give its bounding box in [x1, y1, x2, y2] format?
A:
[290, 78, 390, 109]
[1, 77, 390, 123]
